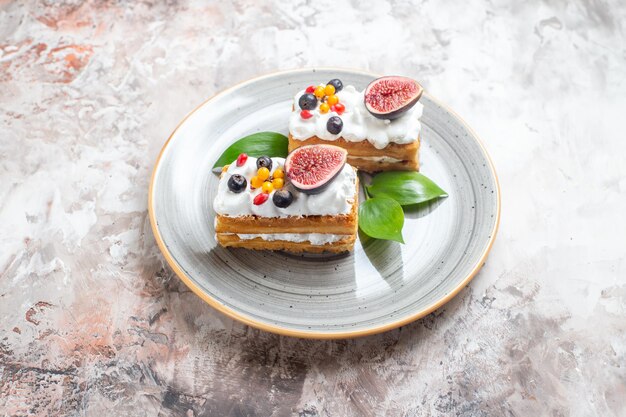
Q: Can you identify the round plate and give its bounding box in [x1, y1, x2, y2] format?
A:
[149, 68, 500, 339]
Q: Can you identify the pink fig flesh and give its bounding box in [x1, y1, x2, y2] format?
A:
[284, 144, 348, 194]
[364, 76, 423, 120]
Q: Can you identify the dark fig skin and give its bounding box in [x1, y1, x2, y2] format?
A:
[284, 144, 347, 195]
[364, 76, 424, 120]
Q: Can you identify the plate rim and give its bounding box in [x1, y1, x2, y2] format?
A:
[148, 67, 501, 339]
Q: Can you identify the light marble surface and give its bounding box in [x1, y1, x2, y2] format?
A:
[1, 1, 624, 416]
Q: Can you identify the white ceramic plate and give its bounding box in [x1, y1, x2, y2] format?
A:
[149, 68, 500, 339]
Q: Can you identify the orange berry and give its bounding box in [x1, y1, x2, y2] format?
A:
[262, 181, 274, 194]
[324, 84, 336, 96]
[272, 178, 284, 189]
[257, 167, 270, 181]
[250, 176, 263, 189]
[327, 95, 339, 106]
[273, 168, 284, 179]
[314, 86, 325, 98]
[319, 103, 330, 114]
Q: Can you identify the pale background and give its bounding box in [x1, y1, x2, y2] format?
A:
[1, 1, 625, 416]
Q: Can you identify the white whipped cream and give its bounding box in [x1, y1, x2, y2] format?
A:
[235, 233, 345, 245]
[348, 155, 403, 163]
[289, 85, 423, 150]
[213, 157, 357, 218]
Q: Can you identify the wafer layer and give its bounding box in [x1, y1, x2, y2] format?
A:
[347, 157, 418, 172]
[216, 208, 357, 234]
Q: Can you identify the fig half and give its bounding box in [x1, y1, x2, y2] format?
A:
[284, 144, 347, 194]
[364, 76, 423, 120]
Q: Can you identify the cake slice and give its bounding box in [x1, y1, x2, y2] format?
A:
[213, 147, 358, 253]
[288, 77, 424, 172]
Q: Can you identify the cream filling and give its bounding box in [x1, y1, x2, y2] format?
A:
[289, 85, 423, 150]
[348, 155, 403, 163]
[235, 233, 345, 245]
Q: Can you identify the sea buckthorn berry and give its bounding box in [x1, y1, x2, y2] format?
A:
[262, 181, 274, 194]
[257, 167, 270, 181]
[250, 176, 263, 189]
[253, 193, 269, 205]
[300, 110, 313, 119]
[236, 153, 248, 167]
[271, 178, 284, 189]
[221, 164, 230, 173]
[273, 168, 284, 179]
[305, 85, 315, 93]
[314, 86, 325, 98]
[327, 95, 339, 106]
[319, 103, 330, 114]
[333, 102, 345, 115]
[324, 84, 336, 96]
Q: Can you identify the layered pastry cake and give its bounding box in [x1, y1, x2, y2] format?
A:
[213, 145, 358, 253]
[288, 76, 424, 172]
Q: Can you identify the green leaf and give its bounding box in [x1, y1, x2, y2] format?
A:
[358, 197, 405, 243]
[213, 132, 289, 169]
[366, 171, 448, 205]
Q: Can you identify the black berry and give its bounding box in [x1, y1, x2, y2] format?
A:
[227, 174, 247, 193]
[256, 156, 273, 171]
[272, 189, 293, 208]
[298, 93, 318, 110]
[326, 116, 343, 135]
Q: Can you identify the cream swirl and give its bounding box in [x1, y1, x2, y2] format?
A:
[289, 85, 423, 150]
[213, 157, 356, 218]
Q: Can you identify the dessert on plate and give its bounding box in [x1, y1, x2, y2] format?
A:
[213, 144, 358, 253]
[288, 76, 424, 172]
